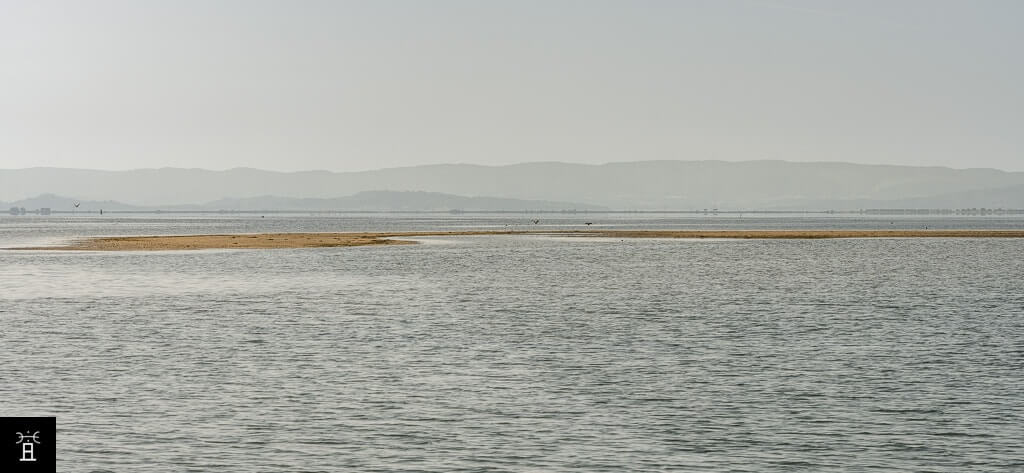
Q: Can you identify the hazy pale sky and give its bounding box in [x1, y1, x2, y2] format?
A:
[1, 0, 1021, 172]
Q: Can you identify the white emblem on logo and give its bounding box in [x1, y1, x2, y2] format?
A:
[15, 431, 40, 462]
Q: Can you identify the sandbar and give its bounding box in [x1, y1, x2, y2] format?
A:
[9, 229, 1024, 251]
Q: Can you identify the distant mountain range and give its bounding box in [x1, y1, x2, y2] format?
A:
[3, 160, 1024, 210]
[1, 191, 606, 212]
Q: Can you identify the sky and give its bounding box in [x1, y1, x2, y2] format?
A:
[1, 0, 1022, 172]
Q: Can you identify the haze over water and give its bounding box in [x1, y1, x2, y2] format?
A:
[2, 214, 1022, 471]
[5, 0, 1024, 469]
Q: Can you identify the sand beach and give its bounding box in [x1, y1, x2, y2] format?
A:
[12, 229, 1024, 251]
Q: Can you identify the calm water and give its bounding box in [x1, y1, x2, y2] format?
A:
[1, 215, 1023, 472]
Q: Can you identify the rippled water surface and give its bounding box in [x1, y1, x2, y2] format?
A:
[1, 215, 1023, 471]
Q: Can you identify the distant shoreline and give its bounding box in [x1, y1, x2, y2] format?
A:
[8, 209, 1024, 215]
[10, 230, 1024, 251]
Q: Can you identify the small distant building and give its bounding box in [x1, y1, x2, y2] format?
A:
[40, 208, 51, 216]
[8, 207, 18, 216]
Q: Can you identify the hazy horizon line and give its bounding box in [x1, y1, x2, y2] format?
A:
[4, 159, 1020, 174]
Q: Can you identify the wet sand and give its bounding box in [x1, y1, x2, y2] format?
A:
[11, 229, 1024, 251]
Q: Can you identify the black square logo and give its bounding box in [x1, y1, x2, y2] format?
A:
[0, 417, 55, 472]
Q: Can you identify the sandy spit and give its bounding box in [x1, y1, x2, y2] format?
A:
[9, 229, 1024, 251]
